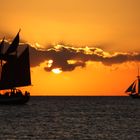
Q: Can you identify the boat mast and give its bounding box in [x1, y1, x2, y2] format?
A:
[137, 64, 140, 94]
[16, 29, 21, 57]
[0, 37, 5, 67]
[138, 64, 139, 78]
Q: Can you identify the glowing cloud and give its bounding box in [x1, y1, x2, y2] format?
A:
[29, 44, 140, 72]
[1, 40, 140, 72]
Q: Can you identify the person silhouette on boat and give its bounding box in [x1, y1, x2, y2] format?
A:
[11, 88, 16, 96]
[10, 88, 23, 97]
[16, 89, 23, 96]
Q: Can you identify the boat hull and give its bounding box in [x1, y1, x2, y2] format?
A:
[0, 95, 30, 105]
[129, 93, 140, 99]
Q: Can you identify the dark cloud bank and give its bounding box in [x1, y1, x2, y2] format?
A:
[4, 41, 140, 72]
[28, 44, 140, 72]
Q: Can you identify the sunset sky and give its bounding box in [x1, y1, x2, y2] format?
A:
[0, 0, 140, 95]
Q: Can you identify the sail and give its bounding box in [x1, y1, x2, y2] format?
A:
[131, 83, 136, 93]
[5, 30, 20, 55]
[0, 46, 31, 90]
[125, 81, 136, 93]
[0, 56, 17, 89]
[15, 46, 31, 87]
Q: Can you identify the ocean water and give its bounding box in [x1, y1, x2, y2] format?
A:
[0, 96, 140, 140]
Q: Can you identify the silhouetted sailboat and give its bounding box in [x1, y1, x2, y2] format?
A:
[0, 30, 31, 104]
[125, 67, 140, 98]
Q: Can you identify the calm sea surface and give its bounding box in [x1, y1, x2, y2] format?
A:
[0, 96, 140, 140]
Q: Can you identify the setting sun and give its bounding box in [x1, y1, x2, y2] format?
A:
[52, 68, 62, 74]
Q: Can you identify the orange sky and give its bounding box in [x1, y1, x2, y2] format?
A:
[29, 61, 138, 96]
[0, 0, 140, 95]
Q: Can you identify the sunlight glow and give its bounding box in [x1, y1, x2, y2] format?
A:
[84, 46, 93, 54]
[67, 60, 77, 64]
[35, 42, 41, 48]
[52, 68, 62, 74]
[47, 60, 53, 68]
[54, 45, 62, 50]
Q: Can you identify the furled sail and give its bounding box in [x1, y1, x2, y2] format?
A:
[5, 29, 20, 55]
[0, 46, 31, 90]
[125, 81, 136, 93]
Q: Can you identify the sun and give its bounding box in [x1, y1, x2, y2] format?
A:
[52, 68, 62, 74]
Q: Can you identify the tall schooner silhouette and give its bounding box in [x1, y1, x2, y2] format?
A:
[0, 30, 31, 104]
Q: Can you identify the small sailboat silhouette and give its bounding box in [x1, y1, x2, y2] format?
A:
[125, 66, 140, 98]
[0, 30, 31, 104]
